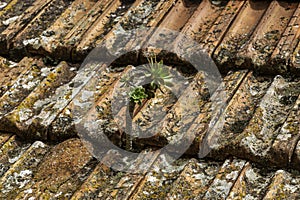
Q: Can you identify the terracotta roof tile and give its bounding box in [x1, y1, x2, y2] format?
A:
[167, 158, 221, 199]
[14, 138, 94, 199]
[214, 1, 270, 71]
[263, 169, 300, 199]
[200, 1, 246, 56]
[272, 3, 300, 73]
[0, 0, 300, 198]
[2, 61, 76, 138]
[202, 159, 247, 199]
[0, 135, 31, 177]
[270, 94, 300, 167]
[237, 1, 299, 73]
[0, 140, 50, 199]
[180, 0, 225, 44]
[227, 162, 273, 199]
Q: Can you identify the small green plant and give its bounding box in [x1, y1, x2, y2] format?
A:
[144, 56, 173, 91]
[120, 54, 174, 106]
[129, 86, 148, 105]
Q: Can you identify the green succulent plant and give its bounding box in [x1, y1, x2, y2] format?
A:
[143, 56, 174, 91]
[129, 86, 148, 105]
[122, 55, 174, 106]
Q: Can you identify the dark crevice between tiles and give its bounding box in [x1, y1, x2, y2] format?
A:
[290, 140, 300, 168]
[226, 160, 249, 199]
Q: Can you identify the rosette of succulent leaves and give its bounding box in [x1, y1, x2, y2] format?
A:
[121, 56, 174, 105]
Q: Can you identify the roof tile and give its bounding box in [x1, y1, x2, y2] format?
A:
[227, 162, 273, 199]
[238, 1, 299, 73]
[0, 57, 48, 119]
[14, 138, 93, 199]
[270, 93, 300, 167]
[0, 140, 49, 199]
[200, 0, 246, 56]
[214, 1, 270, 71]
[0, 56, 28, 97]
[263, 169, 300, 199]
[167, 158, 221, 199]
[272, 3, 300, 73]
[202, 158, 246, 199]
[0, 0, 300, 198]
[2, 61, 76, 139]
[236, 76, 300, 164]
[0, 135, 31, 177]
[208, 71, 272, 158]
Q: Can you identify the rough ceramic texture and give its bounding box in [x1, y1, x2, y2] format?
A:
[0, 56, 27, 97]
[0, 58, 48, 118]
[39, 0, 97, 59]
[208, 72, 272, 158]
[0, 0, 300, 198]
[0, 0, 299, 75]
[239, 1, 298, 73]
[271, 4, 300, 73]
[214, 1, 269, 70]
[0, 137, 300, 198]
[12, 0, 73, 56]
[2, 61, 76, 138]
[199, 1, 245, 56]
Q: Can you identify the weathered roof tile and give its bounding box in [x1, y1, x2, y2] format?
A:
[238, 1, 299, 73]
[187, 70, 248, 155]
[130, 156, 188, 200]
[208, 71, 272, 158]
[270, 93, 300, 167]
[0, 0, 36, 53]
[263, 169, 300, 199]
[180, 0, 225, 44]
[2, 61, 76, 139]
[236, 75, 299, 164]
[214, 1, 270, 71]
[39, 0, 98, 60]
[0, 135, 31, 177]
[0, 0, 300, 198]
[0, 141, 49, 199]
[200, 0, 246, 56]
[167, 158, 221, 199]
[11, 0, 73, 57]
[227, 162, 273, 199]
[0, 57, 48, 118]
[202, 158, 246, 199]
[272, 3, 300, 73]
[0, 56, 28, 97]
[49, 65, 121, 141]
[14, 138, 93, 199]
[68, 0, 128, 61]
[1, 0, 52, 55]
[0, 133, 11, 149]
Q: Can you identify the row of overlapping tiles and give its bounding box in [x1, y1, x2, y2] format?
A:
[0, 0, 300, 74]
[0, 0, 300, 198]
[0, 51, 299, 170]
[0, 135, 300, 199]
